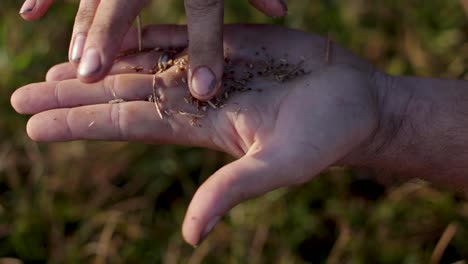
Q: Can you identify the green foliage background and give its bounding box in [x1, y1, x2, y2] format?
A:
[0, 0, 467, 263]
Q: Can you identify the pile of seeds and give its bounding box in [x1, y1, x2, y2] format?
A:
[114, 46, 311, 127]
[121, 16, 333, 126]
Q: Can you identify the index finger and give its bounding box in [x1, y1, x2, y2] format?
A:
[77, 0, 147, 83]
[184, 0, 224, 101]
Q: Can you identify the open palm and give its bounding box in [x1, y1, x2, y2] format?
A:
[11, 25, 383, 246]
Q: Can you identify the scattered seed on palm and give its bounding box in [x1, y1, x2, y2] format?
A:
[114, 47, 310, 126]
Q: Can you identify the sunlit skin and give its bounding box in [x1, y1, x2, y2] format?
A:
[19, 0, 287, 100]
[11, 25, 468, 246]
[12, 25, 383, 245]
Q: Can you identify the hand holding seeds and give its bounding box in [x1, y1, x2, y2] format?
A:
[12, 24, 384, 246]
[19, 0, 288, 101]
[11, 22, 468, 246]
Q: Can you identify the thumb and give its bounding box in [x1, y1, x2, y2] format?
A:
[182, 150, 301, 247]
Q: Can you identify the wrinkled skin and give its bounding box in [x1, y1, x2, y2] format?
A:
[11, 25, 385, 246]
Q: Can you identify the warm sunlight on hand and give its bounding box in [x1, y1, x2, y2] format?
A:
[11, 25, 384, 246]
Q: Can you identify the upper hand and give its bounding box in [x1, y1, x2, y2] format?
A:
[19, 0, 288, 100]
[11, 24, 384, 246]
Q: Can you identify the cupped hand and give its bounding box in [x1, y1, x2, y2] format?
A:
[11, 25, 383, 246]
[19, 0, 288, 101]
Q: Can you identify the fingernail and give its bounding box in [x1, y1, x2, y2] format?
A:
[199, 216, 220, 245]
[190, 66, 217, 97]
[70, 34, 86, 62]
[78, 48, 101, 77]
[19, 0, 36, 14]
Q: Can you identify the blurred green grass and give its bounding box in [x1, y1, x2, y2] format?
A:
[0, 0, 467, 263]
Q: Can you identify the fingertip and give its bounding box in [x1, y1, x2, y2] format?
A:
[182, 216, 202, 247]
[10, 88, 26, 114]
[189, 66, 220, 101]
[182, 175, 227, 246]
[19, 11, 40, 21]
[26, 111, 68, 142]
[77, 48, 110, 83]
[10, 83, 49, 115]
[10, 84, 45, 115]
[69, 33, 86, 63]
[77, 0, 147, 83]
[26, 116, 41, 142]
[25, 112, 48, 142]
[10, 93, 48, 141]
[182, 213, 221, 248]
[19, 0, 37, 20]
[77, 48, 101, 77]
[19, 11, 34, 20]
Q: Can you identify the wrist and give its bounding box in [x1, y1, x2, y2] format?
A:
[340, 71, 413, 171]
[349, 72, 468, 191]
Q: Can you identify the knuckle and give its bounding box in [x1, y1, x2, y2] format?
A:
[190, 44, 220, 59]
[53, 81, 62, 107]
[185, 0, 221, 14]
[88, 21, 112, 35]
[75, 7, 95, 27]
[110, 103, 127, 140]
[103, 75, 118, 98]
[65, 109, 76, 138]
[87, 22, 121, 44]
